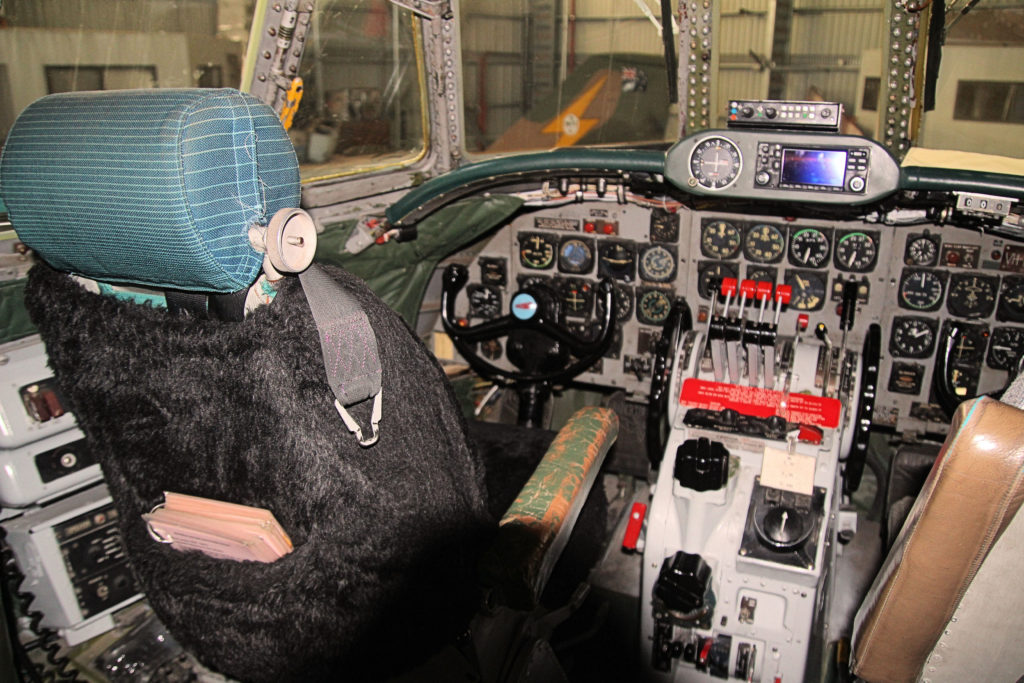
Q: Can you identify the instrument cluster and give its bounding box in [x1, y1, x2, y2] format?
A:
[694, 219, 880, 313]
[444, 193, 1024, 436]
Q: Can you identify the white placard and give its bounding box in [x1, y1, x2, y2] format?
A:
[760, 446, 815, 495]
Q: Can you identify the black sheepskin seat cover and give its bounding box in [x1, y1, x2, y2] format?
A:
[24, 263, 493, 682]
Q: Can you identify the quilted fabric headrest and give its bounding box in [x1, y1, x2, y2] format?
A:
[0, 88, 299, 293]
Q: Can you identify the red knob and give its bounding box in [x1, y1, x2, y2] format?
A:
[775, 284, 792, 304]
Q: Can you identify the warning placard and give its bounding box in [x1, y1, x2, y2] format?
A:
[679, 378, 841, 429]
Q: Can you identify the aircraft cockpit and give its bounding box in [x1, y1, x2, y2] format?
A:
[1, 1, 1024, 682]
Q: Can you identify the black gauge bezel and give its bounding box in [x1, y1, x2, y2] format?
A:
[783, 269, 828, 311]
[650, 208, 680, 242]
[596, 283, 634, 323]
[639, 244, 678, 283]
[897, 269, 947, 312]
[636, 287, 674, 326]
[997, 276, 1024, 323]
[478, 257, 508, 287]
[987, 326, 1024, 370]
[698, 261, 739, 299]
[557, 236, 596, 275]
[743, 223, 786, 264]
[597, 240, 637, 282]
[745, 266, 777, 285]
[946, 273, 998, 319]
[788, 227, 832, 269]
[558, 277, 594, 318]
[904, 233, 940, 267]
[518, 232, 557, 270]
[699, 219, 742, 260]
[467, 284, 502, 319]
[941, 320, 989, 366]
[889, 316, 938, 359]
[833, 230, 879, 273]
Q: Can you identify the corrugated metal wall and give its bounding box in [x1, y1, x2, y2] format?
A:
[460, 4, 532, 151]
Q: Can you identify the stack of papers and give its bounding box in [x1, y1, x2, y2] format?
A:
[144, 492, 293, 563]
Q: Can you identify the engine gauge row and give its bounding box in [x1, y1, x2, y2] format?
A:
[699, 220, 879, 272]
[517, 232, 677, 283]
[896, 269, 1015, 319]
[889, 315, 1024, 371]
[697, 261, 828, 311]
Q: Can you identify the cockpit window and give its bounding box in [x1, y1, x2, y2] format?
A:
[459, 0, 680, 154]
[0, 0, 427, 184]
[0, 1, 252, 146]
[287, 0, 428, 181]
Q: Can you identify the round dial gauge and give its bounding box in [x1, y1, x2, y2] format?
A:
[744, 223, 786, 263]
[788, 228, 830, 268]
[639, 244, 677, 283]
[558, 237, 594, 274]
[834, 231, 878, 272]
[479, 257, 507, 286]
[947, 323, 989, 365]
[467, 284, 502, 319]
[784, 271, 827, 311]
[637, 288, 673, 326]
[689, 137, 742, 190]
[905, 235, 939, 267]
[700, 220, 741, 259]
[999, 278, 1024, 322]
[746, 267, 776, 285]
[987, 327, 1024, 371]
[947, 274, 997, 318]
[519, 233, 556, 269]
[890, 316, 937, 358]
[597, 241, 637, 282]
[559, 278, 593, 317]
[898, 269, 945, 311]
[597, 284, 634, 322]
[698, 262, 739, 299]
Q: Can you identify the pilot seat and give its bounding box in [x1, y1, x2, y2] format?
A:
[0, 88, 617, 682]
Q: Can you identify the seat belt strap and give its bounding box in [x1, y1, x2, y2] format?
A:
[298, 264, 383, 447]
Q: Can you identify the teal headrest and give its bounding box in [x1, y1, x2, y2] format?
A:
[0, 89, 300, 293]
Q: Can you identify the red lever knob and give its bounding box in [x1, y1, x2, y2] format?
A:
[775, 284, 792, 304]
[740, 279, 756, 298]
[755, 281, 773, 301]
[721, 277, 738, 297]
[797, 313, 809, 331]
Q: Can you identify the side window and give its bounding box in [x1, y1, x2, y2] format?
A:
[459, 0, 678, 155]
[288, 0, 428, 181]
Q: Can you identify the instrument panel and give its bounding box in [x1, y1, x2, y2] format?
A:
[444, 190, 1024, 437]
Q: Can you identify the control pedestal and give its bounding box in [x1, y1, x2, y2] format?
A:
[641, 278, 860, 682]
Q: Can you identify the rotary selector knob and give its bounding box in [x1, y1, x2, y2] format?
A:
[848, 176, 866, 192]
[755, 171, 771, 186]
